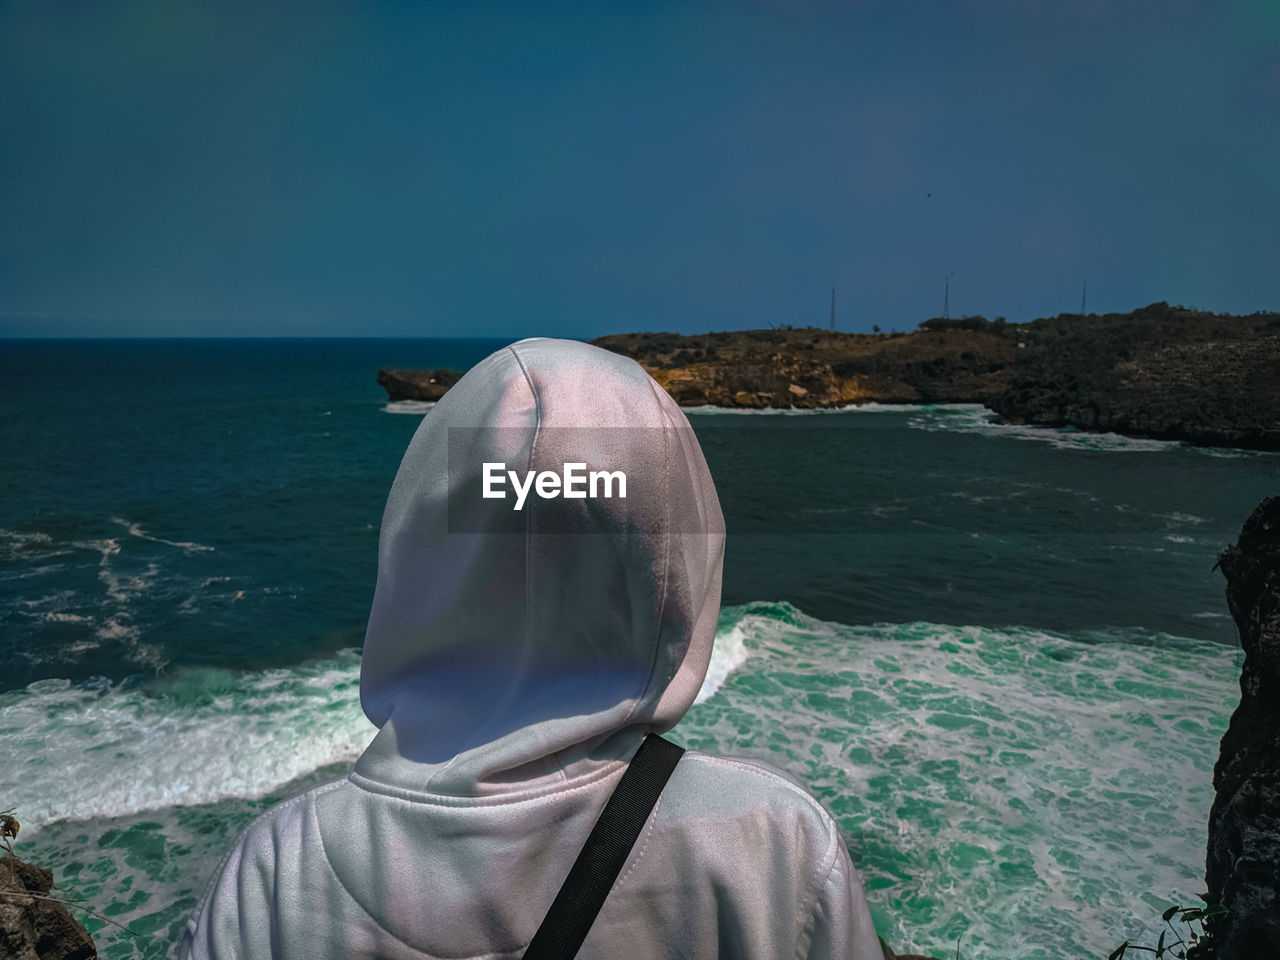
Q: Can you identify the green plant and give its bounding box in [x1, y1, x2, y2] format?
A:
[1106, 897, 1227, 959]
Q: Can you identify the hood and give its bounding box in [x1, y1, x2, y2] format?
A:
[354, 338, 725, 798]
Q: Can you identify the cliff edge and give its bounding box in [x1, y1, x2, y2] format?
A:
[1207, 496, 1280, 958]
[0, 854, 96, 960]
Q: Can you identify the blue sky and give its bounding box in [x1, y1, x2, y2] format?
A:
[2, 0, 1277, 338]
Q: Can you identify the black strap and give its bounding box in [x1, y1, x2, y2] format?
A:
[521, 734, 685, 960]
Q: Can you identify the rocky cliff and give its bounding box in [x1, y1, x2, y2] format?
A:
[376, 368, 463, 402]
[377, 303, 1280, 450]
[592, 305, 1280, 449]
[1205, 497, 1280, 958]
[988, 303, 1280, 450]
[0, 855, 97, 960]
[590, 326, 1015, 408]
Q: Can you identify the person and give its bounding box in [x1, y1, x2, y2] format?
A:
[180, 338, 884, 959]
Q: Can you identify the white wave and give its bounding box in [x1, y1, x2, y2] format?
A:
[905, 406, 1181, 452]
[906, 406, 1280, 458]
[2, 652, 376, 827]
[112, 517, 214, 554]
[1195, 445, 1273, 460]
[694, 623, 753, 705]
[21, 590, 78, 609]
[1158, 511, 1209, 524]
[70, 536, 120, 561]
[0, 563, 68, 582]
[94, 615, 141, 642]
[3, 616, 753, 827]
[0, 528, 54, 554]
[672, 603, 1240, 958]
[681, 401, 986, 416]
[0, 528, 54, 546]
[98, 559, 159, 604]
[37, 611, 94, 625]
[178, 586, 246, 615]
[12, 534, 172, 672]
[383, 400, 436, 414]
[63, 640, 101, 655]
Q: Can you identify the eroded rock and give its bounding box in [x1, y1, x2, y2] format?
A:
[1206, 496, 1280, 958]
[376, 368, 463, 402]
[0, 856, 96, 960]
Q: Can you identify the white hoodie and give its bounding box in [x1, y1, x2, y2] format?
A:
[180, 338, 884, 960]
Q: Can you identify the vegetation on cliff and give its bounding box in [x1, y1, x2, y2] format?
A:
[588, 302, 1280, 449]
[988, 303, 1280, 449]
[377, 302, 1279, 450]
[589, 324, 1015, 408]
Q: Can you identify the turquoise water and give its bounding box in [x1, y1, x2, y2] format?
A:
[676, 605, 1237, 958]
[1, 339, 1274, 958]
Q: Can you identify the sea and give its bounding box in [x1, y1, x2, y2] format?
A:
[1, 338, 1275, 959]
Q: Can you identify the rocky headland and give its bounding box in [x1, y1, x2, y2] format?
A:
[379, 303, 1279, 451]
[989, 304, 1280, 450]
[376, 368, 462, 403]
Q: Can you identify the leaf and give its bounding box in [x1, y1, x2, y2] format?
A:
[1181, 908, 1203, 922]
[1162, 905, 1180, 922]
[1109, 942, 1130, 960]
[1156, 931, 1166, 957]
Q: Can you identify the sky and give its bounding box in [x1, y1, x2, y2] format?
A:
[1, 0, 1277, 339]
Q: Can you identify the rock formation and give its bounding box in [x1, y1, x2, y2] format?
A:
[378, 304, 1280, 451]
[988, 303, 1280, 450]
[590, 326, 1014, 409]
[376, 368, 463, 402]
[1206, 496, 1280, 958]
[0, 855, 97, 960]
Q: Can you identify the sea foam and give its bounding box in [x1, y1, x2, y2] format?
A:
[5, 620, 755, 828]
[4, 602, 1242, 960]
[382, 400, 437, 414]
[2, 652, 374, 826]
[681, 402, 984, 416]
[671, 602, 1241, 959]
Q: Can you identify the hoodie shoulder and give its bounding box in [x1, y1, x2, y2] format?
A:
[647, 749, 845, 886]
[594, 750, 858, 960]
[674, 751, 843, 842]
[181, 778, 349, 959]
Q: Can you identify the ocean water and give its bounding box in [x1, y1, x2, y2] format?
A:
[1, 339, 1275, 958]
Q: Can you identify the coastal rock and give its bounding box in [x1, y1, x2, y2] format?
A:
[383, 305, 1279, 450]
[1206, 496, 1280, 958]
[988, 303, 1280, 450]
[376, 368, 463, 402]
[590, 327, 1016, 410]
[0, 856, 97, 960]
